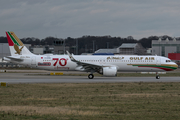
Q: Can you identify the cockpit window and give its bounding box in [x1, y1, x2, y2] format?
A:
[166, 60, 171, 62]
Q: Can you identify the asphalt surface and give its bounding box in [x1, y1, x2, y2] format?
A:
[0, 72, 180, 83]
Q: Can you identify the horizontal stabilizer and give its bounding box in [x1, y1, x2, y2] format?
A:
[4, 56, 23, 62]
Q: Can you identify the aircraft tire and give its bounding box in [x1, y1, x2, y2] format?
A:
[156, 75, 160, 79]
[88, 74, 94, 79]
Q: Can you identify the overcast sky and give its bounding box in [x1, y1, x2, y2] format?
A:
[1, 0, 180, 40]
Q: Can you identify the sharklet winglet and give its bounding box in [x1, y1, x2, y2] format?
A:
[66, 51, 76, 61]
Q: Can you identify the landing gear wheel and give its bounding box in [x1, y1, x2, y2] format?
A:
[156, 75, 160, 79]
[88, 74, 94, 79]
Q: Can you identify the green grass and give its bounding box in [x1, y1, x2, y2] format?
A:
[1, 82, 180, 119]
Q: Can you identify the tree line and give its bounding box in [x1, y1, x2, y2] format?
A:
[0, 35, 179, 54]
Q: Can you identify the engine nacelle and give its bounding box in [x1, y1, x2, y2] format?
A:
[102, 66, 117, 76]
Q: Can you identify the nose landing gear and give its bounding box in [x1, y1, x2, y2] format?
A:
[156, 72, 160, 79]
[156, 75, 160, 79]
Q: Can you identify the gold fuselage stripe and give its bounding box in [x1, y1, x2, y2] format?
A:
[127, 64, 178, 68]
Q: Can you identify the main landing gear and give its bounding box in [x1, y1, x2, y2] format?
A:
[156, 72, 160, 79]
[88, 74, 94, 79]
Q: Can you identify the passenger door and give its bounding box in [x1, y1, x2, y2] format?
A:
[156, 57, 161, 65]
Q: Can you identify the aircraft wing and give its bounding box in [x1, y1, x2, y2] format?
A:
[66, 51, 109, 72]
[4, 56, 23, 62]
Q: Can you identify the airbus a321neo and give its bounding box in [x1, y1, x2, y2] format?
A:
[4, 31, 178, 79]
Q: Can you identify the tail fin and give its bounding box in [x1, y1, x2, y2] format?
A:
[5, 31, 33, 56]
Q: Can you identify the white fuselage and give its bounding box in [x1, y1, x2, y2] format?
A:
[7, 54, 177, 72]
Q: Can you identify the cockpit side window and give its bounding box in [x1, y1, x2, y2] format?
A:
[166, 60, 171, 62]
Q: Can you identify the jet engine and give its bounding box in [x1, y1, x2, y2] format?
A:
[100, 66, 117, 76]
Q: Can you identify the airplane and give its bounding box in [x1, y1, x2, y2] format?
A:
[4, 31, 178, 79]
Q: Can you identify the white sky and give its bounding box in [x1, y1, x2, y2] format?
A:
[1, 0, 180, 39]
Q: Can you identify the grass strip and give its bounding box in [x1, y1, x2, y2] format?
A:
[0, 82, 180, 119]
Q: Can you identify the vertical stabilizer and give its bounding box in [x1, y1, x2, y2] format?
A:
[5, 31, 33, 56]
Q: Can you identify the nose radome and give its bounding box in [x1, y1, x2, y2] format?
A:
[173, 63, 178, 69]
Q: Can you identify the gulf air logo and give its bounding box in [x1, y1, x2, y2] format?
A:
[14, 44, 24, 55]
[53, 58, 67, 66]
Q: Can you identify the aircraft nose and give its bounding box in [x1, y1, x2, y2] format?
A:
[166, 63, 178, 71]
[174, 63, 178, 69]
[172, 62, 178, 70]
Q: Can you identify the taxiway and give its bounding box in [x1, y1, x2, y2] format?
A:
[0, 72, 180, 83]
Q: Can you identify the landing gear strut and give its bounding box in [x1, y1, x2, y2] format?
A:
[156, 72, 160, 79]
[88, 74, 94, 79]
